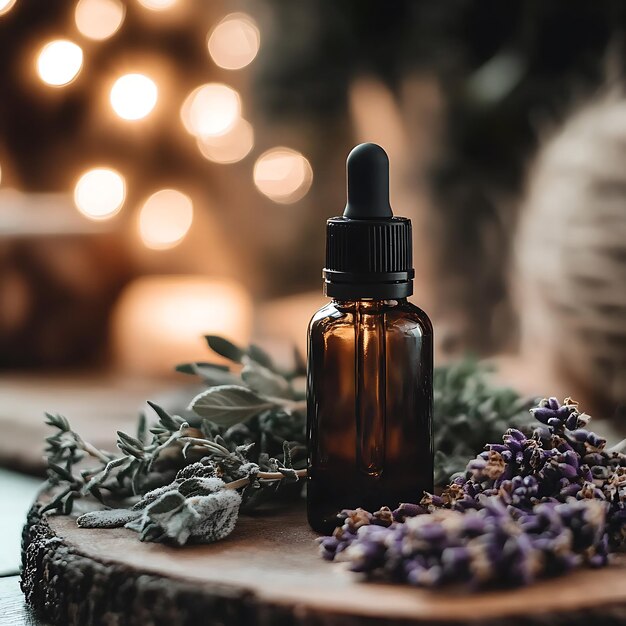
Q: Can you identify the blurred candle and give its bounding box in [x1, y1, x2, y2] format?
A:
[112, 275, 252, 376]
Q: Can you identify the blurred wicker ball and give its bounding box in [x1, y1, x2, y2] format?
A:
[515, 95, 626, 406]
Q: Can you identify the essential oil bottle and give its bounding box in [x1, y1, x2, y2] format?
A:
[306, 142, 433, 534]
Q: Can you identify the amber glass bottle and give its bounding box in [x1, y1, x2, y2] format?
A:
[307, 143, 433, 534]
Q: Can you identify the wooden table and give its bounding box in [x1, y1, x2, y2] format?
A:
[0, 372, 199, 474]
[0, 577, 44, 626]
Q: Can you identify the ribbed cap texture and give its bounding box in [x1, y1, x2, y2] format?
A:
[325, 217, 412, 275]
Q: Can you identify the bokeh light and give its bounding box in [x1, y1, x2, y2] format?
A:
[253, 148, 313, 203]
[207, 13, 260, 70]
[197, 118, 254, 164]
[36, 40, 83, 87]
[75, 0, 125, 41]
[136, 0, 177, 11]
[0, 0, 17, 16]
[181, 83, 240, 137]
[74, 168, 126, 220]
[110, 73, 158, 120]
[138, 189, 193, 249]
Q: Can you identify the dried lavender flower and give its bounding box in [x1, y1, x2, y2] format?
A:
[320, 397, 625, 589]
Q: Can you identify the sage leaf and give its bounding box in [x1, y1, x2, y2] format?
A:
[189, 385, 281, 426]
[192, 364, 241, 386]
[175, 361, 226, 375]
[176, 362, 240, 386]
[205, 335, 246, 363]
[77, 508, 140, 528]
[247, 343, 275, 369]
[146, 401, 185, 431]
[241, 357, 292, 398]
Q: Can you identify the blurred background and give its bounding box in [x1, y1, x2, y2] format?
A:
[1, 0, 626, 571]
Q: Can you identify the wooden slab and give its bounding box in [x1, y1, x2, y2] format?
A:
[21, 502, 626, 626]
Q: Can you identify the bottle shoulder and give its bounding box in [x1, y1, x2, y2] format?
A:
[399, 300, 433, 334]
[308, 299, 433, 336]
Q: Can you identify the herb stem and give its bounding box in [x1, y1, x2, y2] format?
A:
[77, 437, 112, 463]
[224, 469, 307, 490]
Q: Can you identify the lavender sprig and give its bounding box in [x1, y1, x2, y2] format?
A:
[321, 397, 625, 588]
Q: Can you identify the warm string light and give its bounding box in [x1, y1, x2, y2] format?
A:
[136, 0, 177, 11]
[75, 0, 125, 41]
[138, 189, 193, 249]
[181, 83, 241, 137]
[74, 167, 126, 220]
[36, 40, 83, 86]
[207, 13, 260, 70]
[110, 73, 158, 120]
[0, 0, 16, 16]
[253, 148, 313, 203]
[25, 8, 315, 236]
[197, 118, 254, 164]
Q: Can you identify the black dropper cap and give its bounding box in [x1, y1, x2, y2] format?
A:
[323, 143, 414, 300]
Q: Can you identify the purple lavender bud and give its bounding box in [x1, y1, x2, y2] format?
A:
[584, 453, 605, 466]
[416, 523, 447, 544]
[588, 553, 609, 568]
[530, 407, 555, 425]
[586, 432, 606, 451]
[318, 536, 340, 560]
[560, 483, 581, 498]
[556, 463, 578, 480]
[565, 413, 579, 430]
[570, 429, 591, 443]
[507, 428, 527, 442]
[548, 397, 560, 410]
[393, 502, 426, 522]
[441, 546, 471, 576]
[561, 450, 579, 467]
[523, 475, 538, 489]
[556, 405, 574, 420]
[346, 537, 387, 573]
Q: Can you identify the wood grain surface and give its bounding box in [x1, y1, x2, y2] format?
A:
[21, 501, 626, 626]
